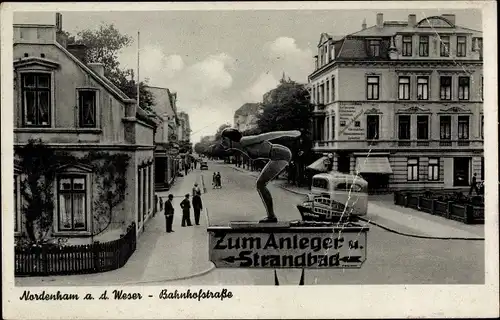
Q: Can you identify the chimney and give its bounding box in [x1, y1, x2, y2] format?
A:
[362, 18, 367, 30]
[88, 63, 105, 77]
[67, 43, 87, 64]
[55, 13, 62, 32]
[376, 13, 383, 28]
[55, 13, 68, 47]
[408, 14, 417, 27]
[441, 14, 456, 25]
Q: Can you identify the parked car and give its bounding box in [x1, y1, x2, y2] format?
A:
[200, 161, 208, 170]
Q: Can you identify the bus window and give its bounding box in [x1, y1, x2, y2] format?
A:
[312, 178, 329, 190]
[336, 183, 365, 192]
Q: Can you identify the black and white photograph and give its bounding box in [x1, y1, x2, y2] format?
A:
[1, 1, 498, 319]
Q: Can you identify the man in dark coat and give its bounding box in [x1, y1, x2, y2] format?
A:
[164, 194, 175, 233]
[180, 194, 193, 227]
[192, 193, 203, 225]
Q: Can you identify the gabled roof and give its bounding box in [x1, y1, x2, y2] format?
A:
[318, 33, 343, 47]
[52, 41, 135, 104]
[13, 56, 60, 69]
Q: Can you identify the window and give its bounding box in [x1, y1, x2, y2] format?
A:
[21, 73, 51, 127]
[366, 115, 379, 140]
[402, 36, 412, 56]
[321, 83, 325, 104]
[417, 77, 429, 100]
[407, 158, 419, 181]
[331, 77, 335, 101]
[331, 116, 335, 140]
[326, 80, 330, 104]
[417, 115, 429, 140]
[440, 36, 450, 57]
[440, 76, 452, 100]
[398, 77, 410, 100]
[312, 177, 329, 190]
[481, 76, 483, 100]
[419, 36, 429, 57]
[458, 76, 470, 100]
[456, 36, 466, 57]
[428, 158, 440, 181]
[481, 115, 484, 139]
[458, 116, 469, 141]
[78, 90, 97, 127]
[368, 40, 381, 57]
[440, 116, 452, 145]
[57, 176, 87, 231]
[367, 76, 380, 100]
[398, 115, 411, 142]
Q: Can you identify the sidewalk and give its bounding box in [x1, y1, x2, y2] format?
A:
[279, 182, 484, 239]
[16, 170, 214, 286]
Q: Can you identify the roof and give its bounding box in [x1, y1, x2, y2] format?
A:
[52, 41, 135, 104]
[234, 103, 261, 117]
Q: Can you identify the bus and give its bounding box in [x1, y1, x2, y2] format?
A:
[297, 172, 368, 222]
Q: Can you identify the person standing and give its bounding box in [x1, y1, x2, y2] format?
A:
[469, 173, 480, 196]
[180, 194, 192, 227]
[212, 172, 217, 189]
[192, 192, 203, 225]
[164, 194, 175, 233]
[192, 183, 201, 196]
[216, 172, 222, 189]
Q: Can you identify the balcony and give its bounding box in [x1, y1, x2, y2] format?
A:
[313, 139, 483, 150]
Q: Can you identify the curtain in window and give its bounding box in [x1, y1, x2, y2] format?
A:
[59, 193, 72, 229]
[38, 91, 50, 125]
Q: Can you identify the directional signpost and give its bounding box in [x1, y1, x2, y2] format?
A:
[208, 222, 368, 271]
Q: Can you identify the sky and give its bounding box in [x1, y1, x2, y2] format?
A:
[14, 8, 482, 143]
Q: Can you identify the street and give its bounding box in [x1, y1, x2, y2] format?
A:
[16, 160, 484, 286]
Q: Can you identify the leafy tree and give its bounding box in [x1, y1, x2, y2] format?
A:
[71, 24, 154, 112]
[18, 139, 60, 242]
[214, 123, 232, 141]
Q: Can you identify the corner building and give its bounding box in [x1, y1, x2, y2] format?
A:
[308, 13, 483, 193]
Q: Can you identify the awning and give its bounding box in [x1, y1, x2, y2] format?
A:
[306, 156, 330, 172]
[355, 157, 393, 174]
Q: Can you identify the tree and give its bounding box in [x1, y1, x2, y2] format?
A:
[214, 123, 232, 141]
[72, 24, 155, 112]
[257, 78, 314, 186]
[18, 140, 59, 242]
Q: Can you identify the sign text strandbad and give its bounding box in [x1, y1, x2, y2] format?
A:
[210, 232, 366, 268]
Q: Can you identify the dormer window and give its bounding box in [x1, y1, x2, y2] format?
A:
[368, 40, 381, 57]
[77, 89, 97, 128]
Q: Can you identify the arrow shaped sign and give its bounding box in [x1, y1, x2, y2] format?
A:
[339, 256, 362, 263]
[221, 256, 247, 264]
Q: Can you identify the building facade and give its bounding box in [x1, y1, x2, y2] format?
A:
[308, 13, 483, 192]
[13, 19, 157, 243]
[146, 86, 180, 191]
[233, 102, 261, 132]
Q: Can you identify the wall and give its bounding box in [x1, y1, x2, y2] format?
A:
[13, 43, 127, 145]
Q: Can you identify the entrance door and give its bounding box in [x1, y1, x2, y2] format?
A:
[338, 153, 350, 173]
[453, 157, 471, 186]
[155, 159, 166, 184]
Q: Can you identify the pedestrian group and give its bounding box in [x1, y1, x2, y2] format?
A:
[161, 182, 204, 233]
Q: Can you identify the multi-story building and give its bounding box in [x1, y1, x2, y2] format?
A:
[13, 16, 157, 242]
[177, 111, 191, 142]
[233, 102, 261, 132]
[146, 86, 180, 191]
[308, 13, 483, 192]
